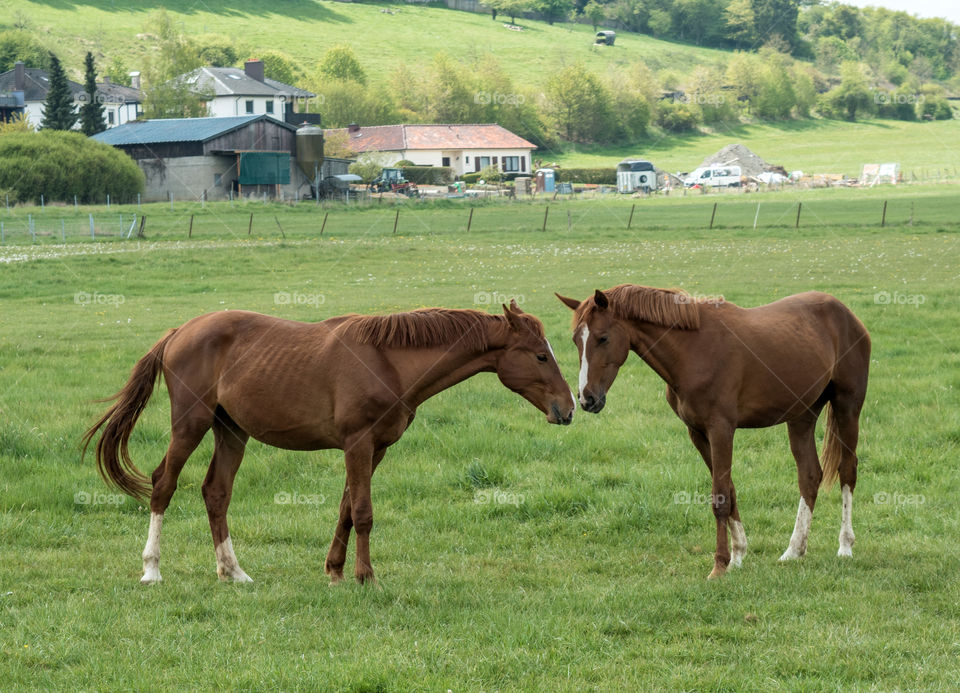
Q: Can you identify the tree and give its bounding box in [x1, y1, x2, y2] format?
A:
[583, 0, 606, 31]
[197, 36, 239, 67]
[79, 52, 105, 136]
[318, 45, 367, 85]
[258, 50, 303, 86]
[490, 0, 533, 25]
[41, 53, 77, 131]
[724, 0, 757, 48]
[0, 29, 48, 72]
[533, 0, 574, 25]
[750, 0, 800, 53]
[545, 63, 615, 142]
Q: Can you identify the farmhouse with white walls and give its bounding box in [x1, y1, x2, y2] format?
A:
[325, 123, 537, 176]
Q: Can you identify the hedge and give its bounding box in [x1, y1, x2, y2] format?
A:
[399, 165, 454, 185]
[0, 130, 144, 204]
[554, 168, 616, 185]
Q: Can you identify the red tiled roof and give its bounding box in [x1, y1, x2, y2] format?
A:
[325, 124, 536, 152]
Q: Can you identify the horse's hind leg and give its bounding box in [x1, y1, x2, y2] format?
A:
[202, 412, 251, 582]
[780, 418, 822, 561]
[689, 426, 746, 568]
[830, 393, 863, 558]
[141, 410, 211, 583]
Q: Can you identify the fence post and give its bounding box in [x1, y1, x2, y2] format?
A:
[74, 195, 78, 209]
[909, 201, 914, 227]
[169, 192, 173, 211]
[106, 194, 110, 209]
[40, 194, 44, 210]
[627, 203, 635, 229]
[89, 213, 95, 239]
[795, 202, 802, 229]
[542, 205, 549, 232]
[248, 212, 253, 235]
[753, 203, 760, 230]
[881, 200, 888, 228]
[137, 193, 141, 210]
[709, 202, 718, 229]
[188, 214, 194, 238]
[29, 214, 34, 243]
[320, 211, 328, 236]
[393, 208, 400, 235]
[467, 207, 474, 233]
[61, 219, 65, 242]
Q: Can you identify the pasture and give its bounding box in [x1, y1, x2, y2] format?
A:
[1, 192, 959, 690]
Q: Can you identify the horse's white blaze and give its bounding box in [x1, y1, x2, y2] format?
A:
[215, 536, 253, 583]
[838, 484, 855, 557]
[546, 339, 576, 409]
[577, 325, 590, 405]
[141, 511, 163, 584]
[780, 497, 813, 561]
[729, 519, 747, 568]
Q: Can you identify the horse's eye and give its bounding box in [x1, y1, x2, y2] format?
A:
[537, 354, 548, 362]
[597, 336, 609, 345]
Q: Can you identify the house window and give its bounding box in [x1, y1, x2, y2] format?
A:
[502, 156, 520, 172]
[107, 110, 115, 125]
[465, 156, 470, 164]
[478, 156, 491, 169]
[245, 100, 254, 114]
[441, 156, 450, 167]
[214, 173, 223, 187]
[266, 101, 274, 114]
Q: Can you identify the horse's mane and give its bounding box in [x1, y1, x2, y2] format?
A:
[581, 284, 704, 330]
[346, 308, 543, 350]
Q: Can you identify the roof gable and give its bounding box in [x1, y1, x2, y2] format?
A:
[181, 67, 314, 99]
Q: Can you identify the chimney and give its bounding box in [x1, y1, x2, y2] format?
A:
[244, 59, 265, 83]
[14, 61, 25, 91]
[129, 71, 141, 90]
[347, 123, 360, 134]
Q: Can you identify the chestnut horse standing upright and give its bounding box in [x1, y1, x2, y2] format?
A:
[83, 302, 574, 585]
[557, 285, 870, 579]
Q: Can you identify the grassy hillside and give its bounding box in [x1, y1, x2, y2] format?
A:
[550, 118, 960, 178]
[10, 0, 729, 87]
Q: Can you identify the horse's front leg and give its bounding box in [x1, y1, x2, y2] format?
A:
[325, 447, 386, 585]
[706, 426, 737, 580]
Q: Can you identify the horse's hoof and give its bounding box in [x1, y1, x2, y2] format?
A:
[707, 565, 727, 580]
[140, 574, 162, 585]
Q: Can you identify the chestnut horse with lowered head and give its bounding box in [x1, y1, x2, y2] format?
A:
[83, 301, 574, 585]
[557, 285, 870, 579]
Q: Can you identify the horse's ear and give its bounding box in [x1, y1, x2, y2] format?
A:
[555, 293, 581, 311]
[502, 303, 523, 331]
[593, 289, 609, 310]
[509, 298, 522, 313]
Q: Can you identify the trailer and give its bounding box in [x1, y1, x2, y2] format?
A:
[617, 159, 657, 193]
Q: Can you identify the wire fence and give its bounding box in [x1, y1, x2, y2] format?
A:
[0, 190, 957, 246]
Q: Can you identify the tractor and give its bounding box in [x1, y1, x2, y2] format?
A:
[369, 168, 420, 197]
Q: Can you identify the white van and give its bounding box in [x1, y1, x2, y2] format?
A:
[684, 165, 742, 188]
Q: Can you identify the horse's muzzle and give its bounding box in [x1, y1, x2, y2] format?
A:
[579, 391, 606, 414]
[549, 402, 574, 425]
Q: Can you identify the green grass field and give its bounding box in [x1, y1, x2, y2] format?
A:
[12, 0, 727, 89]
[1, 189, 959, 689]
[549, 117, 960, 178]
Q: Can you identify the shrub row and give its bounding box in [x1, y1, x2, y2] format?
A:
[0, 131, 144, 204]
[399, 165, 454, 185]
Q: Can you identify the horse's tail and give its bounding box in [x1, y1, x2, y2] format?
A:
[819, 402, 843, 491]
[81, 329, 177, 503]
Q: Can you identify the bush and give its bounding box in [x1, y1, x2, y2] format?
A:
[655, 101, 701, 133]
[0, 131, 144, 204]
[554, 168, 616, 185]
[399, 166, 453, 185]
